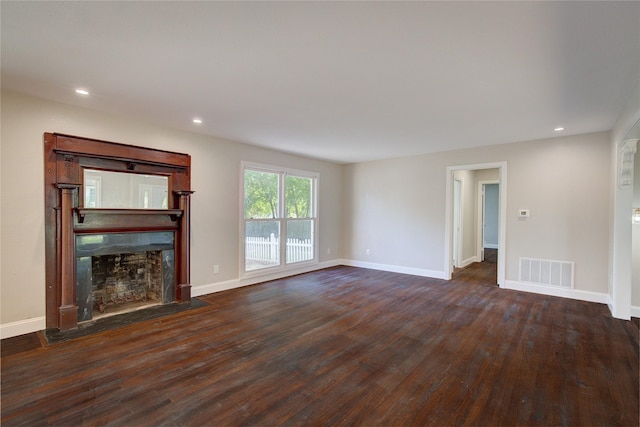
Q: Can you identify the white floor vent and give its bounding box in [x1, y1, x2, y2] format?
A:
[519, 257, 574, 289]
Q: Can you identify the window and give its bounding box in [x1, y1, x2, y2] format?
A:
[242, 162, 318, 274]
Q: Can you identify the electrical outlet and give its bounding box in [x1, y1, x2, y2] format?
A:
[213, 265, 219, 274]
[366, 249, 371, 256]
[327, 248, 331, 255]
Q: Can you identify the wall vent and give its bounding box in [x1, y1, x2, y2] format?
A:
[519, 257, 574, 289]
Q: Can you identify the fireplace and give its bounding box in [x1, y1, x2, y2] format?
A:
[44, 133, 193, 331]
[76, 232, 175, 322]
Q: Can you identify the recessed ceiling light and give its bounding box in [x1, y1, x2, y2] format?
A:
[554, 127, 565, 132]
[75, 88, 89, 95]
[192, 118, 203, 125]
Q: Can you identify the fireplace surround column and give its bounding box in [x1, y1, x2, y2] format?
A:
[175, 190, 195, 303]
[57, 184, 79, 330]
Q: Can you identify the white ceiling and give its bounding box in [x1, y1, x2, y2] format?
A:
[2, 1, 639, 163]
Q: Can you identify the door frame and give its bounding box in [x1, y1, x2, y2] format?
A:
[445, 162, 507, 287]
[453, 178, 463, 269]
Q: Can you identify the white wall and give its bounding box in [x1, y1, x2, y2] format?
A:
[343, 132, 611, 294]
[0, 90, 343, 330]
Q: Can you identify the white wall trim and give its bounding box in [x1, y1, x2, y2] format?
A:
[631, 305, 640, 318]
[504, 280, 610, 305]
[0, 316, 46, 339]
[342, 259, 447, 280]
[459, 256, 479, 269]
[484, 244, 499, 249]
[192, 260, 341, 297]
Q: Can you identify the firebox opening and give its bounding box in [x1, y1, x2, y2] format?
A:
[76, 231, 175, 323]
[88, 251, 163, 321]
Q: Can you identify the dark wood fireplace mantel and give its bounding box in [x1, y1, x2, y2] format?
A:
[44, 133, 193, 331]
[75, 208, 183, 225]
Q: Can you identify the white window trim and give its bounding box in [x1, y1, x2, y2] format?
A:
[240, 161, 319, 278]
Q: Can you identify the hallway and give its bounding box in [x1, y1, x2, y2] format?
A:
[452, 248, 498, 287]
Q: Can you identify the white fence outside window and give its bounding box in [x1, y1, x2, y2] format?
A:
[245, 233, 313, 270]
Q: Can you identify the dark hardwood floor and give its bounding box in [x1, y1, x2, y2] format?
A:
[452, 248, 498, 287]
[2, 263, 638, 426]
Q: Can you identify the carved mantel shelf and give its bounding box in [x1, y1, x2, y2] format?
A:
[75, 208, 183, 223]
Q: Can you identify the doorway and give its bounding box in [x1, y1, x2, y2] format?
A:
[478, 181, 499, 262]
[445, 162, 507, 287]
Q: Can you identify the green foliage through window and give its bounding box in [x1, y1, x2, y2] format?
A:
[244, 170, 278, 219]
[286, 176, 312, 218]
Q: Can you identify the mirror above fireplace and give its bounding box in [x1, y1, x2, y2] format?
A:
[83, 169, 169, 209]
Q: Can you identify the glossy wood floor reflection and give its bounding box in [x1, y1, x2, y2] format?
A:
[2, 264, 638, 426]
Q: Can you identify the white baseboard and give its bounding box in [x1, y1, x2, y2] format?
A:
[193, 259, 447, 298]
[504, 280, 610, 304]
[484, 244, 499, 249]
[631, 305, 640, 318]
[1, 262, 342, 339]
[341, 259, 447, 280]
[191, 260, 342, 297]
[458, 256, 478, 269]
[0, 316, 46, 339]
[2, 271, 624, 338]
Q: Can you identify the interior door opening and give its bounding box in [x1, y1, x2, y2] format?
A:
[445, 162, 506, 287]
[480, 181, 499, 262]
